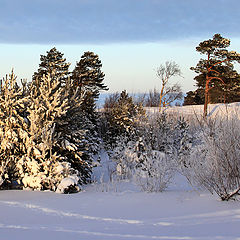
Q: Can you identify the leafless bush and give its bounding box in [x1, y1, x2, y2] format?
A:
[184, 114, 240, 200]
[103, 92, 120, 111]
[145, 88, 160, 107]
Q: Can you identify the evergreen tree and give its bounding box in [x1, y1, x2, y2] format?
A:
[190, 34, 240, 116]
[31, 48, 96, 186]
[0, 72, 28, 189]
[17, 73, 80, 192]
[0, 71, 91, 192]
[102, 90, 145, 148]
[72, 51, 108, 97]
[183, 89, 204, 105]
[32, 47, 70, 87]
[173, 117, 192, 167]
[70, 51, 108, 165]
[71, 51, 108, 119]
[185, 65, 240, 105]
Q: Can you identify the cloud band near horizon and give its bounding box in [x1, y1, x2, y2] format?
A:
[0, 0, 239, 44]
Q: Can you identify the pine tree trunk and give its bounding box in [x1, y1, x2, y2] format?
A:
[204, 77, 209, 117]
[204, 54, 211, 118]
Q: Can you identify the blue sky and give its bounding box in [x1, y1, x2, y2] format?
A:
[0, 0, 240, 92]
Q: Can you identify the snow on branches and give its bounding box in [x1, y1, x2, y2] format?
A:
[0, 72, 93, 193]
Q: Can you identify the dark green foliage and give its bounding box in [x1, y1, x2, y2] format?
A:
[72, 51, 108, 122]
[54, 112, 93, 185]
[185, 64, 240, 105]
[32, 47, 70, 87]
[72, 51, 108, 96]
[184, 90, 204, 105]
[80, 91, 97, 121]
[188, 34, 240, 111]
[102, 90, 145, 148]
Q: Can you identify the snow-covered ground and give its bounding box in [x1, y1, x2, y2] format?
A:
[146, 102, 240, 119]
[1, 102, 240, 240]
[1, 175, 240, 240]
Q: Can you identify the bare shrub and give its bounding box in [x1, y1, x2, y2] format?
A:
[184, 114, 240, 200]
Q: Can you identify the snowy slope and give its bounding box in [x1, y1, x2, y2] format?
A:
[146, 102, 240, 119]
[1, 177, 240, 240]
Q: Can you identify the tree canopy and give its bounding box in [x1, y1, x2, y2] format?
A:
[187, 34, 240, 115]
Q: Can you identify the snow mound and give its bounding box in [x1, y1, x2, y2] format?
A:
[56, 175, 80, 194]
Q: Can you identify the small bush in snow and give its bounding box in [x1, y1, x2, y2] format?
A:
[134, 150, 175, 192]
[113, 137, 139, 179]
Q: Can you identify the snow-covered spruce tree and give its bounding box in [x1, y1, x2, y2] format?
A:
[15, 73, 81, 192]
[54, 105, 95, 185]
[172, 117, 193, 167]
[32, 47, 70, 87]
[55, 73, 102, 185]
[184, 115, 240, 201]
[0, 69, 98, 192]
[0, 71, 29, 189]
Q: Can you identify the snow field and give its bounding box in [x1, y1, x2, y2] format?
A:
[1, 176, 240, 240]
[146, 102, 240, 119]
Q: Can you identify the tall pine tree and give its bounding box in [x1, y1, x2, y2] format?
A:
[71, 51, 108, 118]
[189, 34, 240, 116]
[32, 47, 70, 87]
